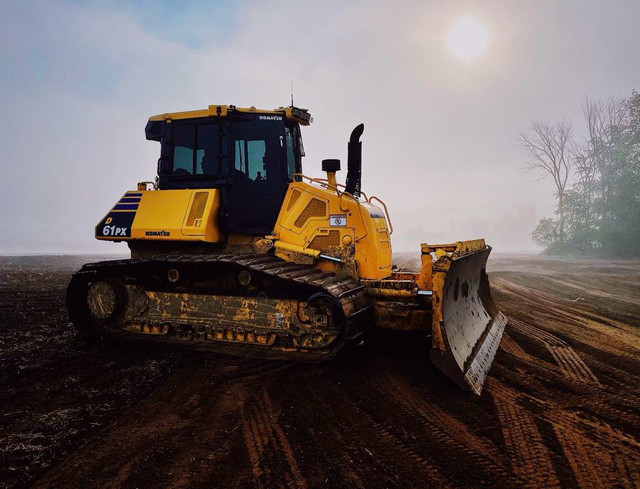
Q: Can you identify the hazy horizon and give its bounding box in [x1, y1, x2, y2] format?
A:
[2, 0, 639, 254]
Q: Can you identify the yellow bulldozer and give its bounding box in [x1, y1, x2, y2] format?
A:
[67, 104, 506, 394]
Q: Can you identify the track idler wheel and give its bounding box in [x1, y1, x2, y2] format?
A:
[86, 279, 127, 321]
[295, 293, 346, 350]
[307, 293, 343, 329]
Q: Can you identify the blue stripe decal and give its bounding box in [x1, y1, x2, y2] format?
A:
[125, 192, 143, 197]
[119, 197, 141, 203]
[113, 204, 139, 210]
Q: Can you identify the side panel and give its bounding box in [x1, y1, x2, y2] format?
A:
[96, 192, 141, 239]
[96, 189, 222, 243]
[130, 190, 192, 240]
[273, 182, 392, 280]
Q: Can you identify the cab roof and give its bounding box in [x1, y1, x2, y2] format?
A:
[148, 105, 312, 126]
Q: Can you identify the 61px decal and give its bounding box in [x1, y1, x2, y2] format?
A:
[102, 225, 128, 236]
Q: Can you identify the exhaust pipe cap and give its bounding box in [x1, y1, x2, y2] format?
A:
[322, 159, 341, 172]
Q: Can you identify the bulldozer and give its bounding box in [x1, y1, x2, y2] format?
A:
[67, 104, 506, 395]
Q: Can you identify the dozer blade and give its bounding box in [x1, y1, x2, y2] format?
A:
[429, 245, 507, 395]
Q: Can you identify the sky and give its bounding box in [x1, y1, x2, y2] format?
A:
[1, 0, 639, 254]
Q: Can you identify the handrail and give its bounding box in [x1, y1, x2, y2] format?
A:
[368, 195, 393, 235]
[292, 173, 369, 201]
[291, 172, 393, 238]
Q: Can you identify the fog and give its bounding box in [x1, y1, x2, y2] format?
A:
[1, 0, 639, 254]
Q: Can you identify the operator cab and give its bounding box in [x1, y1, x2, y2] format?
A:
[145, 105, 310, 235]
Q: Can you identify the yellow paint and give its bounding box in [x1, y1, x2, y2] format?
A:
[423, 240, 488, 351]
[326, 171, 338, 189]
[421, 239, 486, 255]
[148, 105, 311, 126]
[97, 189, 222, 243]
[274, 241, 321, 259]
[273, 181, 392, 280]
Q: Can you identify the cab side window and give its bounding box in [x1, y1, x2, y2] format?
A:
[172, 122, 220, 176]
[231, 118, 283, 183]
[173, 125, 194, 175]
[285, 126, 297, 178]
[234, 140, 267, 180]
[197, 124, 219, 176]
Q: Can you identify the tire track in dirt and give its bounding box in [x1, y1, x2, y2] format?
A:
[31, 365, 206, 488]
[509, 318, 600, 385]
[136, 382, 253, 489]
[486, 378, 560, 488]
[286, 364, 461, 488]
[212, 358, 294, 383]
[242, 388, 307, 489]
[499, 329, 561, 370]
[32, 359, 291, 488]
[503, 352, 638, 419]
[369, 368, 522, 487]
[547, 310, 640, 361]
[499, 327, 565, 375]
[489, 278, 640, 489]
[492, 276, 640, 361]
[295, 380, 372, 488]
[489, 365, 640, 489]
[548, 411, 640, 489]
[494, 354, 640, 454]
[499, 332, 531, 360]
[332, 379, 455, 488]
[578, 353, 640, 404]
[547, 346, 600, 385]
[552, 423, 610, 489]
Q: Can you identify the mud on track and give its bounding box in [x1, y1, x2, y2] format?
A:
[1, 254, 639, 488]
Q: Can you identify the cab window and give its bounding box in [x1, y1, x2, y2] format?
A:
[171, 122, 220, 176]
[197, 124, 218, 175]
[231, 118, 283, 182]
[172, 125, 193, 175]
[285, 126, 296, 178]
[235, 140, 267, 180]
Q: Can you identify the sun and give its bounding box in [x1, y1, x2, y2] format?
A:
[447, 17, 489, 61]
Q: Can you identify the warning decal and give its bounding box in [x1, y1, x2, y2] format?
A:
[329, 214, 347, 227]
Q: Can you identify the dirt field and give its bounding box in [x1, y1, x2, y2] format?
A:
[1, 254, 639, 489]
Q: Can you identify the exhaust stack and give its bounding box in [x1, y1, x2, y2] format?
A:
[345, 124, 364, 197]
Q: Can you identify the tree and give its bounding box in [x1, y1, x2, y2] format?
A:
[531, 217, 558, 248]
[582, 97, 625, 224]
[523, 90, 640, 257]
[582, 95, 640, 255]
[565, 143, 598, 252]
[519, 120, 573, 242]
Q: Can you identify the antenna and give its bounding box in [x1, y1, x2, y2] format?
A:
[291, 81, 294, 107]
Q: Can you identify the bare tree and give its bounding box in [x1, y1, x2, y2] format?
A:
[519, 120, 573, 242]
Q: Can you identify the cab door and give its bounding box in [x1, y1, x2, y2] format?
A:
[224, 116, 289, 235]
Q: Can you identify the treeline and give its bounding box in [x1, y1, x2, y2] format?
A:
[520, 90, 640, 257]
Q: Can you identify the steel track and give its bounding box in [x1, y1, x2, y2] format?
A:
[67, 253, 374, 360]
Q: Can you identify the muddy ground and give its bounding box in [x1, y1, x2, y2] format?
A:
[1, 254, 639, 489]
